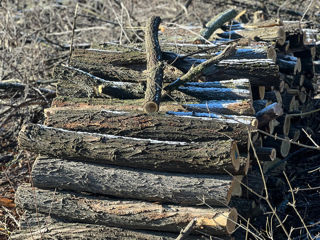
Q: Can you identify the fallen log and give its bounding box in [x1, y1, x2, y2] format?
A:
[263, 135, 291, 158]
[19, 124, 243, 175]
[15, 184, 238, 236]
[144, 16, 163, 113]
[30, 156, 242, 206]
[44, 107, 252, 152]
[183, 78, 250, 89]
[183, 100, 254, 116]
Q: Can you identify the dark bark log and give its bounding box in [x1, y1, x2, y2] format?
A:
[256, 103, 283, 128]
[55, 66, 145, 99]
[252, 99, 269, 113]
[255, 147, 276, 161]
[15, 184, 238, 235]
[263, 135, 291, 158]
[144, 16, 163, 113]
[277, 58, 301, 75]
[203, 59, 281, 90]
[194, 9, 238, 43]
[164, 44, 237, 92]
[19, 124, 242, 175]
[44, 107, 251, 153]
[30, 156, 242, 206]
[264, 91, 282, 104]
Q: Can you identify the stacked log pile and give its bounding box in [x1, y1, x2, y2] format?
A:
[13, 13, 320, 239]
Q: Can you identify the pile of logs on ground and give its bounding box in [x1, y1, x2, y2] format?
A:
[12, 12, 320, 239]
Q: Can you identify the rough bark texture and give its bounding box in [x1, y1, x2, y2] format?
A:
[44, 107, 251, 152]
[256, 103, 283, 128]
[30, 156, 241, 206]
[164, 44, 237, 92]
[144, 16, 163, 113]
[183, 100, 255, 116]
[55, 66, 145, 99]
[203, 59, 281, 89]
[19, 123, 242, 175]
[15, 184, 237, 236]
[194, 9, 238, 42]
[218, 26, 286, 45]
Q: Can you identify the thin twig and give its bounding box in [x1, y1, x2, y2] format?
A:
[175, 218, 197, 240]
[67, 3, 79, 65]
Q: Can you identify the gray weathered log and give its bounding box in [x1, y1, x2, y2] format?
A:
[44, 107, 252, 153]
[19, 124, 243, 175]
[31, 156, 242, 206]
[15, 184, 238, 235]
[55, 65, 145, 99]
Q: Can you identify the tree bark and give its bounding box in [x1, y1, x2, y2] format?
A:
[203, 59, 281, 90]
[15, 184, 238, 236]
[30, 156, 242, 206]
[19, 124, 242, 175]
[144, 16, 163, 113]
[194, 9, 238, 43]
[255, 103, 283, 128]
[183, 100, 255, 116]
[44, 107, 252, 153]
[217, 26, 286, 45]
[55, 66, 145, 99]
[164, 44, 237, 92]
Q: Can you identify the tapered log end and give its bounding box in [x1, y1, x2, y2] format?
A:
[231, 141, 240, 172]
[283, 116, 291, 136]
[226, 208, 238, 234]
[144, 101, 159, 113]
[267, 47, 277, 62]
[299, 87, 307, 103]
[295, 58, 302, 74]
[270, 148, 277, 161]
[227, 176, 243, 204]
[258, 86, 265, 100]
[251, 119, 259, 129]
[280, 137, 291, 157]
[277, 27, 286, 46]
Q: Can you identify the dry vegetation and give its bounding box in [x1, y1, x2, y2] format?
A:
[0, 0, 320, 239]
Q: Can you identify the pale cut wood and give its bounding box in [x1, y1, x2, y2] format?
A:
[30, 156, 242, 206]
[44, 107, 252, 152]
[15, 184, 238, 236]
[19, 124, 243, 175]
[144, 16, 163, 113]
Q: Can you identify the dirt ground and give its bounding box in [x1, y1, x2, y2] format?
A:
[0, 0, 320, 239]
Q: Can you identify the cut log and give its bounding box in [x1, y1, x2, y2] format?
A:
[55, 66, 145, 99]
[19, 124, 243, 175]
[268, 119, 280, 135]
[277, 58, 301, 75]
[15, 184, 238, 235]
[255, 147, 277, 161]
[183, 100, 255, 116]
[177, 86, 251, 100]
[166, 111, 258, 129]
[255, 103, 283, 128]
[217, 26, 286, 45]
[144, 16, 163, 113]
[30, 156, 242, 206]
[194, 9, 238, 43]
[183, 78, 251, 90]
[263, 135, 291, 158]
[44, 107, 252, 152]
[164, 44, 237, 92]
[252, 99, 269, 113]
[203, 59, 281, 90]
[264, 90, 282, 104]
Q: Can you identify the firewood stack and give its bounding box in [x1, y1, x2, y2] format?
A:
[13, 13, 319, 239]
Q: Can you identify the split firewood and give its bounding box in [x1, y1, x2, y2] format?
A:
[15, 184, 238, 236]
[30, 156, 243, 206]
[144, 16, 164, 113]
[44, 107, 253, 152]
[19, 124, 245, 175]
